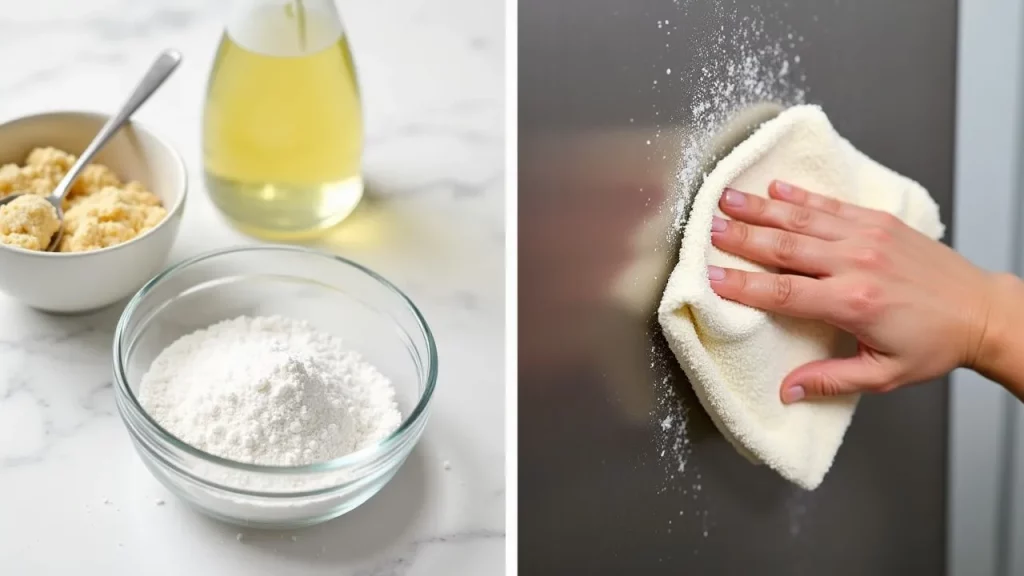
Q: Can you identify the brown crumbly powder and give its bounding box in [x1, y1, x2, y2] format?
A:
[61, 184, 166, 252]
[0, 147, 166, 252]
[0, 194, 60, 251]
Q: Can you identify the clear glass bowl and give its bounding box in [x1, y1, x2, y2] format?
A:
[112, 246, 437, 529]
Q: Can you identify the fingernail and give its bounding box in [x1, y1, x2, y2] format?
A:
[711, 216, 727, 233]
[774, 181, 794, 198]
[782, 385, 806, 404]
[707, 265, 726, 282]
[723, 189, 746, 207]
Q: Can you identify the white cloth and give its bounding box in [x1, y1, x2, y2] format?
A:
[658, 105, 945, 490]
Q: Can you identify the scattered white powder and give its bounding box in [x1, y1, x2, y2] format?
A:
[669, 8, 806, 232]
[647, 1, 808, 537]
[653, 373, 693, 480]
[785, 487, 814, 537]
[139, 315, 402, 467]
[653, 2, 807, 457]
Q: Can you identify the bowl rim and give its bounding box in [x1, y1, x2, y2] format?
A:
[112, 244, 439, 476]
[0, 110, 188, 258]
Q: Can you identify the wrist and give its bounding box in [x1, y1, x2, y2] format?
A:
[971, 272, 1024, 383]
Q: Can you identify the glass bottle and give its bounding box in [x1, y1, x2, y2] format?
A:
[202, 0, 363, 238]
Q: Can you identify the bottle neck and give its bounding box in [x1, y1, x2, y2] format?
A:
[228, 0, 343, 57]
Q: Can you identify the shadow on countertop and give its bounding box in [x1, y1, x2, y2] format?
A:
[191, 447, 430, 568]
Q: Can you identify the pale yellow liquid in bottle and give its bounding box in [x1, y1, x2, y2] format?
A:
[203, 6, 363, 238]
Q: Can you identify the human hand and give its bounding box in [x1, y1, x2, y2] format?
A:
[706, 180, 1000, 403]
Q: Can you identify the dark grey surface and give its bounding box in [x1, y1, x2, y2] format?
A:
[519, 0, 956, 574]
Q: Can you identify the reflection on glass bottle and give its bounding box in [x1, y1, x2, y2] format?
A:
[203, 0, 363, 238]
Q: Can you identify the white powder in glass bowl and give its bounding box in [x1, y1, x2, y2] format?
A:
[138, 315, 402, 467]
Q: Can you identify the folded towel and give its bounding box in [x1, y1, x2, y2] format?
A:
[657, 104, 944, 490]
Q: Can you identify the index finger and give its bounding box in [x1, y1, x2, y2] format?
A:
[769, 180, 876, 223]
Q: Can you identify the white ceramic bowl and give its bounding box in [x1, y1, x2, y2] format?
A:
[0, 111, 187, 313]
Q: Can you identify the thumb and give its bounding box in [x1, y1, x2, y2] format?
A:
[781, 352, 897, 403]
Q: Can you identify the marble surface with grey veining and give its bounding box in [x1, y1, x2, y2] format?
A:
[0, 1, 505, 574]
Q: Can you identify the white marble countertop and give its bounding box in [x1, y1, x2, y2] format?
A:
[0, 1, 504, 574]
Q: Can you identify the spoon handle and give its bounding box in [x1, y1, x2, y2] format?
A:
[51, 49, 182, 202]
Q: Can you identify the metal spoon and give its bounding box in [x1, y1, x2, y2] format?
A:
[0, 49, 182, 251]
